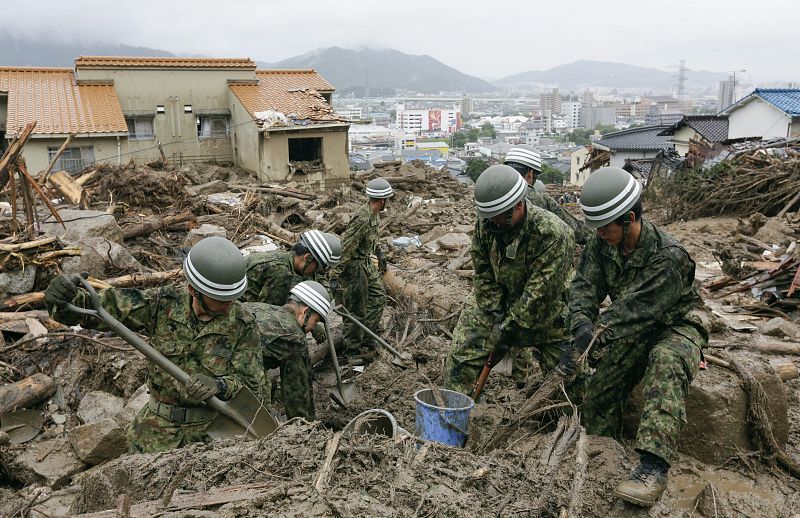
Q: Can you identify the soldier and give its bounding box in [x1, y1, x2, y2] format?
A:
[44, 237, 266, 453]
[443, 164, 575, 395]
[245, 281, 332, 421]
[332, 178, 393, 355]
[505, 145, 592, 246]
[563, 167, 708, 506]
[243, 230, 341, 306]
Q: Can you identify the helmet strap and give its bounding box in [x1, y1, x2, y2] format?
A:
[195, 291, 229, 318]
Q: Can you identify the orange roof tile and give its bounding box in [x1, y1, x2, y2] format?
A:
[229, 69, 345, 129]
[0, 67, 127, 136]
[75, 56, 256, 69]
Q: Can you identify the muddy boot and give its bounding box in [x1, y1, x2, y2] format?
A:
[614, 453, 669, 507]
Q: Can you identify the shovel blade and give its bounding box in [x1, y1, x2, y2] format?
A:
[206, 387, 278, 440]
[326, 381, 361, 408]
[0, 409, 43, 444]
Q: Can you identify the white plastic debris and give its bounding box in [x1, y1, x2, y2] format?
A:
[242, 235, 279, 256]
[254, 110, 289, 128]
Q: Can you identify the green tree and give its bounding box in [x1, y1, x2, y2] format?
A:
[451, 132, 468, 149]
[539, 164, 564, 185]
[479, 122, 496, 139]
[465, 158, 489, 182]
[565, 128, 592, 145]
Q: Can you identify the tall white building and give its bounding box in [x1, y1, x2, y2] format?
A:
[395, 104, 461, 134]
[561, 101, 582, 129]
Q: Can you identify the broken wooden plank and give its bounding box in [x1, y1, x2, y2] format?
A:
[48, 170, 86, 206]
[16, 160, 67, 229]
[0, 373, 56, 414]
[769, 358, 799, 381]
[38, 134, 74, 185]
[228, 184, 316, 200]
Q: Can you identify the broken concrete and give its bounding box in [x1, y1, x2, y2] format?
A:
[40, 209, 123, 244]
[182, 223, 227, 249]
[76, 391, 124, 424]
[115, 384, 149, 424]
[185, 179, 228, 197]
[60, 237, 144, 277]
[424, 232, 471, 253]
[68, 417, 128, 465]
[6, 436, 86, 488]
[759, 316, 800, 339]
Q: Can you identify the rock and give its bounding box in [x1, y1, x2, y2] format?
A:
[754, 218, 795, 246]
[759, 317, 800, 338]
[60, 237, 144, 277]
[182, 223, 227, 249]
[77, 391, 124, 424]
[624, 364, 788, 465]
[185, 179, 228, 196]
[115, 384, 149, 424]
[0, 266, 37, 297]
[52, 413, 67, 425]
[40, 209, 123, 243]
[68, 418, 128, 465]
[7, 437, 86, 488]
[29, 485, 79, 518]
[424, 232, 471, 253]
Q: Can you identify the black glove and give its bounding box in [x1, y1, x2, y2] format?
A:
[556, 345, 577, 378]
[489, 320, 518, 355]
[185, 373, 219, 400]
[44, 273, 85, 306]
[573, 323, 594, 353]
[310, 322, 327, 344]
[376, 249, 388, 273]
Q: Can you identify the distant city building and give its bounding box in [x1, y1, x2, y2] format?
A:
[336, 105, 363, 120]
[717, 78, 736, 112]
[561, 101, 582, 129]
[582, 90, 595, 105]
[644, 111, 685, 126]
[460, 96, 474, 116]
[395, 103, 461, 134]
[539, 88, 562, 116]
[570, 145, 591, 186]
[580, 106, 616, 129]
[640, 96, 681, 112]
[416, 141, 450, 154]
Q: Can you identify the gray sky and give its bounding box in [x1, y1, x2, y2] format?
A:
[5, 0, 797, 81]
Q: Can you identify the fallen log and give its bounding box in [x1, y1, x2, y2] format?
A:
[0, 373, 56, 414]
[0, 236, 58, 253]
[769, 358, 798, 381]
[0, 122, 36, 191]
[122, 212, 196, 240]
[48, 170, 87, 207]
[228, 184, 315, 200]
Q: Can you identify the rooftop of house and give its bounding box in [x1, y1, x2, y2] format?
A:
[229, 69, 345, 129]
[658, 115, 729, 143]
[593, 125, 673, 152]
[720, 88, 800, 117]
[75, 56, 257, 70]
[0, 67, 127, 137]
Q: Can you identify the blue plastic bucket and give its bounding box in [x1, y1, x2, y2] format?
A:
[413, 388, 475, 447]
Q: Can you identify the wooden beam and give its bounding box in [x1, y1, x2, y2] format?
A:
[38, 134, 74, 185]
[0, 122, 37, 190]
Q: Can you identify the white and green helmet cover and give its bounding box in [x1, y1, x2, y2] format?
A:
[183, 236, 247, 301]
[473, 164, 528, 219]
[580, 166, 642, 229]
[290, 280, 332, 321]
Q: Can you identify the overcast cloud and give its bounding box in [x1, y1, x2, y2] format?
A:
[4, 0, 797, 81]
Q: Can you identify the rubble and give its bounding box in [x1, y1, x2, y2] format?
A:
[76, 391, 124, 424]
[182, 223, 227, 248]
[7, 437, 86, 488]
[68, 418, 128, 465]
[40, 209, 124, 244]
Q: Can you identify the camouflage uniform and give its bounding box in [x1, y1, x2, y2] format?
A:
[443, 202, 575, 395]
[526, 186, 593, 246]
[569, 220, 708, 465]
[48, 286, 266, 453]
[245, 303, 315, 420]
[334, 203, 386, 353]
[243, 250, 304, 305]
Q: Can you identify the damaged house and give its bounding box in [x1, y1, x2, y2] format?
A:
[0, 57, 349, 191]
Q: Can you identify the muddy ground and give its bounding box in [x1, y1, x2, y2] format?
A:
[1, 162, 800, 517]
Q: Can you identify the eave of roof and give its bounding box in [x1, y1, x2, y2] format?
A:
[75, 56, 257, 70]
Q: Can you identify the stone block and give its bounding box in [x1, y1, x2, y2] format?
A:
[424, 232, 471, 252]
[182, 224, 227, 249]
[60, 237, 143, 277]
[0, 266, 37, 298]
[7, 437, 86, 488]
[759, 317, 800, 339]
[40, 209, 123, 243]
[77, 391, 124, 424]
[185, 179, 228, 196]
[68, 417, 128, 465]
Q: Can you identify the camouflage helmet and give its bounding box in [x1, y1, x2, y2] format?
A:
[504, 145, 543, 173]
[580, 166, 642, 229]
[366, 178, 394, 199]
[289, 280, 332, 321]
[184, 236, 247, 301]
[299, 230, 341, 268]
[533, 179, 546, 193]
[473, 164, 528, 219]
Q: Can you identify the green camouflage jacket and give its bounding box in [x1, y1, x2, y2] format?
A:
[472, 201, 575, 337]
[244, 250, 304, 306]
[569, 219, 706, 344]
[48, 286, 266, 406]
[334, 202, 379, 274]
[526, 186, 593, 245]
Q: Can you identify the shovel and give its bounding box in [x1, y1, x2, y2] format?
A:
[323, 320, 360, 408]
[333, 305, 413, 367]
[65, 278, 278, 440]
[0, 409, 43, 444]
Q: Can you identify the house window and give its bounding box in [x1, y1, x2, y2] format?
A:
[197, 115, 230, 139]
[125, 116, 155, 140]
[48, 146, 95, 174]
[288, 137, 323, 161]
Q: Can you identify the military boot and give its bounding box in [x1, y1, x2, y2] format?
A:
[614, 453, 669, 507]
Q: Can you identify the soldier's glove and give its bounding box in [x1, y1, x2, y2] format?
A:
[310, 322, 327, 344]
[185, 373, 219, 401]
[376, 249, 388, 273]
[44, 272, 86, 306]
[573, 323, 594, 353]
[489, 320, 518, 355]
[556, 345, 578, 379]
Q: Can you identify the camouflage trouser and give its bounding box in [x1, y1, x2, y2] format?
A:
[442, 292, 563, 396]
[128, 405, 213, 453]
[263, 336, 315, 421]
[581, 323, 705, 465]
[340, 261, 386, 353]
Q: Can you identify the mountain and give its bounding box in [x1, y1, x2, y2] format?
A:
[0, 33, 175, 67]
[496, 60, 726, 90]
[260, 47, 498, 95]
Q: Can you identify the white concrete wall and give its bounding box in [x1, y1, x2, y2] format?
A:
[727, 98, 790, 139]
[609, 150, 656, 169]
[20, 136, 125, 174]
[569, 147, 590, 186]
[259, 128, 350, 191]
[229, 93, 259, 172]
[671, 126, 696, 157]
